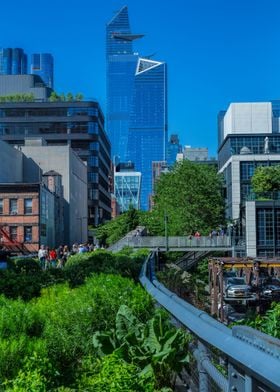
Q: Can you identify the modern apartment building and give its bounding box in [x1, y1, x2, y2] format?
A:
[218, 102, 280, 257]
[0, 101, 111, 225]
[31, 53, 54, 88]
[106, 6, 167, 210]
[0, 48, 27, 75]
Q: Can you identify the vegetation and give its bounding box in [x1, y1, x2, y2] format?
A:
[0, 93, 35, 102]
[238, 302, 280, 338]
[49, 91, 84, 102]
[0, 250, 190, 390]
[146, 160, 225, 236]
[251, 165, 280, 194]
[96, 207, 144, 246]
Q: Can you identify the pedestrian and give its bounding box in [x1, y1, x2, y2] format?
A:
[38, 245, 47, 270]
[61, 245, 70, 267]
[49, 249, 57, 268]
[56, 245, 64, 265]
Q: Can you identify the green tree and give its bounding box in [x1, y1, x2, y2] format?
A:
[75, 93, 83, 101]
[251, 165, 280, 193]
[148, 160, 225, 235]
[49, 92, 60, 102]
[66, 92, 73, 102]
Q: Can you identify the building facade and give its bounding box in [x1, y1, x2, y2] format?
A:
[114, 162, 141, 212]
[0, 48, 27, 75]
[218, 102, 280, 257]
[0, 101, 111, 226]
[0, 183, 55, 253]
[31, 53, 54, 89]
[0, 75, 52, 100]
[107, 6, 167, 210]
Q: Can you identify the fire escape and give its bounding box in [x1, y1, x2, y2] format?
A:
[0, 226, 27, 254]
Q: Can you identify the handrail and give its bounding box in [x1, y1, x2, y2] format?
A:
[140, 252, 280, 391]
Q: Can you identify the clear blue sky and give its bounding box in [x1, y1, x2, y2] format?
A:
[1, 0, 280, 156]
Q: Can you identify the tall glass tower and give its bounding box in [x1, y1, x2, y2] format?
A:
[106, 7, 168, 210]
[31, 53, 54, 88]
[0, 48, 27, 75]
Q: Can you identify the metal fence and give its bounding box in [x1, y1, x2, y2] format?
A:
[140, 252, 280, 392]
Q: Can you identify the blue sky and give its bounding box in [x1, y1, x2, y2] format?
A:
[1, 0, 280, 156]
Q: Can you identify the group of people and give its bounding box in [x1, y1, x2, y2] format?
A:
[38, 242, 103, 269]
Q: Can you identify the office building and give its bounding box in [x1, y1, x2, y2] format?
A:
[114, 162, 141, 212]
[107, 6, 167, 210]
[0, 48, 27, 75]
[218, 102, 280, 257]
[184, 146, 209, 161]
[0, 101, 111, 226]
[166, 135, 182, 166]
[31, 53, 54, 88]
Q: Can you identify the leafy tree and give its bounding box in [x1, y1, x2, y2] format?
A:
[75, 93, 83, 101]
[66, 92, 73, 102]
[146, 160, 225, 235]
[49, 91, 60, 102]
[251, 165, 280, 193]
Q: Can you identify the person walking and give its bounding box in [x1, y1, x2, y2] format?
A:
[38, 245, 47, 270]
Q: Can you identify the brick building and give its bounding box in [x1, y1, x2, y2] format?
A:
[0, 183, 56, 253]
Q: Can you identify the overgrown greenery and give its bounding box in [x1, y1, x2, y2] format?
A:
[96, 207, 144, 246]
[237, 302, 280, 338]
[147, 160, 225, 236]
[251, 165, 280, 194]
[0, 250, 190, 390]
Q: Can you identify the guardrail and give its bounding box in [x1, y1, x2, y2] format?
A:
[140, 252, 280, 391]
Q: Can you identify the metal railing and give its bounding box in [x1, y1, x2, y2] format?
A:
[109, 234, 233, 252]
[140, 252, 280, 391]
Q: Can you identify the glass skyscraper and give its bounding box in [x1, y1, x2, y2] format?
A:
[31, 53, 54, 88]
[106, 6, 167, 210]
[0, 48, 27, 75]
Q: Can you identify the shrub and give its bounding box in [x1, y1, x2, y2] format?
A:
[78, 353, 156, 392]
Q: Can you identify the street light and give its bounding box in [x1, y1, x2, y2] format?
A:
[164, 210, 169, 252]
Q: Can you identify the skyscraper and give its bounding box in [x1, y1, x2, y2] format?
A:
[31, 53, 54, 88]
[106, 6, 167, 210]
[0, 48, 27, 75]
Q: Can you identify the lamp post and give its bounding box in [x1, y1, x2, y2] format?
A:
[164, 210, 169, 252]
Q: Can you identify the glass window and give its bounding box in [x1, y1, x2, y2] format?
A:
[10, 199, 18, 214]
[24, 199, 32, 214]
[10, 226, 17, 241]
[0, 199, 3, 214]
[24, 226, 32, 242]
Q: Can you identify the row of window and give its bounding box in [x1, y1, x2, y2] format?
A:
[1, 226, 33, 242]
[0, 198, 32, 215]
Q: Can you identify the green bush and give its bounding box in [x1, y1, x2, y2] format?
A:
[78, 353, 156, 392]
[10, 257, 40, 274]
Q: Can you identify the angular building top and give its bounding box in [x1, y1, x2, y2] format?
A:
[106, 6, 143, 57]
[0, 48, 27, 75]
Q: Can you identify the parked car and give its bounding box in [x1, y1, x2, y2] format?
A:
[262, 284, 280, 298]
[225, 277, 255, 299]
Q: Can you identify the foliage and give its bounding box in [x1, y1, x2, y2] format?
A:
[157, 264, 192, 296]
[0, 93, 35, 102]
[49, 91, 84, 102]
[251, 165, 280, 193]
[96, 207, 143, 246]
[145, 160, 225, 236]
[92, 305, 190, 389]
[3, 352, 55, 392]
[0, 274, 154, 388]
[78, 353, 156, 392]
[238, 302, 280, 338]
